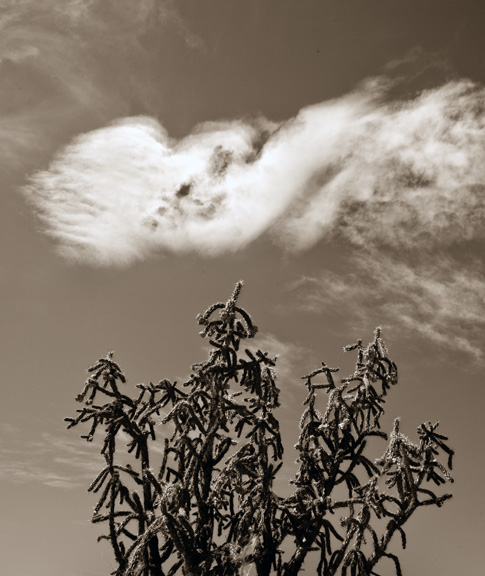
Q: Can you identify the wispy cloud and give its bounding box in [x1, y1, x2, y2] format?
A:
[24, 78, 485, 265]
[280, 80, 485, 252]
[158, 0, 205, 50]
[0, 0, 194, 179]
[0, 460, 81, 489]
[292, 253, 485, 361]
[0, 430, 103, 489]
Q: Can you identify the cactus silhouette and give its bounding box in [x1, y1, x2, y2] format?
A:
[66, 282, 453, 576]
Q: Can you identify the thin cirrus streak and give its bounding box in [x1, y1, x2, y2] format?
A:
[291, 254, 485, 361]
[24, 78, 485, 265]
[0, 0, 197, 178]
[0, 429, 103, 489]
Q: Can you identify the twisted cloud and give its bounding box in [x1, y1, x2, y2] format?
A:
[24, 78, 485, 265]
[21, 68, 485, 358]
[3, 1, 484, 358]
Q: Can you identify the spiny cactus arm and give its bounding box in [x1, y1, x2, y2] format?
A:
[281, 330, 402, 576]
[359, 419, 454, 575]
[196, 281, 257, 350]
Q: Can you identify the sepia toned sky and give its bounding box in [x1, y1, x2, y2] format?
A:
[1, 1, 484, 574]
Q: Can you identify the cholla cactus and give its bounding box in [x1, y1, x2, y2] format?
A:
[281, 331, 453, 576]
[66, 283, 453, 576]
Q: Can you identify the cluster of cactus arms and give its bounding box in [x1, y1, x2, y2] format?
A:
[66, 282, 454, 576]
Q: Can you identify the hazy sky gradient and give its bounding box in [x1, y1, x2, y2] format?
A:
[1, 1, 484, 575]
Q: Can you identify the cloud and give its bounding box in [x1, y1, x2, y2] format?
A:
[291, 253, 485, 361]
[158, 0, 205, 50]
[276, 79, 485, 252]
[20, 68, 485, 359]
[24, 78, 485, 264]
[0, 459, 80, 489]
[0, 0, 196, 180]
[25, 115, 283, 264]
[0, 430, 103, 489]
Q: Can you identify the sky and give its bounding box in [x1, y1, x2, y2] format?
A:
[0, 1, 484, 574]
